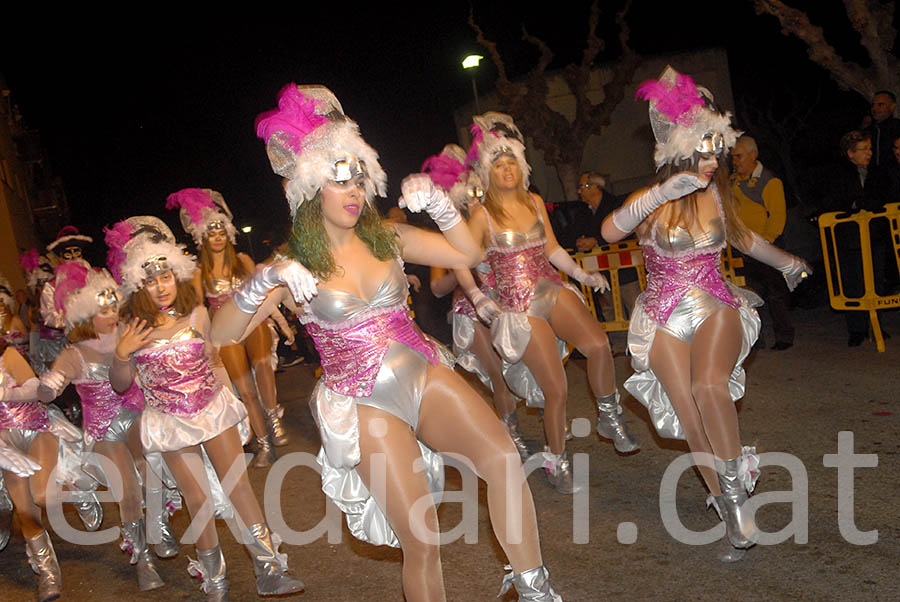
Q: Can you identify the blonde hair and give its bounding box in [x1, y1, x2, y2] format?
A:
[199, 238, 249, 290]
[483, 168, 535, 228]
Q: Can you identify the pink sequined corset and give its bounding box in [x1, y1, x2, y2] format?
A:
[451, 265, 495, 319]
[486, 242, 563, 313]
[305, 306, 438, 397]
[133, 338, 219, 417]
[640, 245, 738, 324]
[75, 371, 145, 441]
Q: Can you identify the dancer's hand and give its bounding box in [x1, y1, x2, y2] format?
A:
[399, 174, 461, 231]
[581, 271, 610, 293]
[658, 171, 708, 201]
[469, 289, 501, 325]
[116, 318, 153, 360]
[782, 257, 813, 291]
[40, 369, 67, 397]
[264, 261, 319, 304]
[0, 443, 41, 477]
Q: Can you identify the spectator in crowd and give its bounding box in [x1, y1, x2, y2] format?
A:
[866, 91, 900, 171]
[822, 130, 889, 346]
[730, 136, 795, 350]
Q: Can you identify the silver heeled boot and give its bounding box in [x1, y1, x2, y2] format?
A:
[245, 522, 305, 596]
[250, 435, 276, 469]
[188, 545, 230, 602]
[595, 390, 639, 452]
[543, 450, 581, 495]
[147, 487, 180, 558]
[72, 490, 103, 531]
[498, 565, 563, 602]
[121, 518, 165, 591]
[500, 411, 531, 462]
[707, 495, 747, 563]
[25, 530, 61, 602]
[716, 457, 759, 549]
[265, 406, 289, 447]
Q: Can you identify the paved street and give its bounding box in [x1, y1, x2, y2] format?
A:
[1, 303, 898, 601]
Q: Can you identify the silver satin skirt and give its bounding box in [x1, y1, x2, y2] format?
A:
[140, 386, 250, 453]
[313, 340, 449, 548]
[624, 284, 762, 440]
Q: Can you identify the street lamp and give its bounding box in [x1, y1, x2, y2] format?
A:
[241, 225, 256, 260]
[462, 54, 483, 114]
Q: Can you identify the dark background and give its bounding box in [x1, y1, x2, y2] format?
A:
[1, 2, 889, 261]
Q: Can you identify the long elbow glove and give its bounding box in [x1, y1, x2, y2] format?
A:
[466, 287, 502, 325]
[0, 442, 41, 477]
[548, 248, 610, 293]
[744, 232, 812, 291]
[399, 174, 461, 231]
[611, 173, 707, 234]
[0, 377, 40, 403]
[233, 261, 318, 314]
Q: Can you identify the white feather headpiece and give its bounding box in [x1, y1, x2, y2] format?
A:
[467, 112, 531, 192]
[166, 188, 238, 247]
[636, 66, 740, 170]
[52, 263, 119, 331]
[255, 84, 387, 218]
[105, 217, 196, 300]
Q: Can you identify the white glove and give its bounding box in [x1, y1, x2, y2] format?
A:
[0, 443, 41, 477]
[48, 413, 82, 443]
[234, 261, 318, 313]
[40, 369, 67, 398]
[467, 288, 501, 325]
[744, 232, 812, 291]
[0, 377, 40, 403]
[399, 174, 461, 231]
[547, 248, 610, 293]
[611, 172, 707, 234]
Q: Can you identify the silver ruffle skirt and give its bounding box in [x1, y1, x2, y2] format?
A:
[624, 284, 762, 440]
[312, 341, 451, 548]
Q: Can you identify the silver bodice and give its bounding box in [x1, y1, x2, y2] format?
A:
[208, 276, 242, 296]
[308, 261, 408, 323]
[655, 217, 726, 252]
[492, 220, 544, 248]
[145, 325, 204, 348]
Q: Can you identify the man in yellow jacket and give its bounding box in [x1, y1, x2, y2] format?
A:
[731, 135, 794, 350]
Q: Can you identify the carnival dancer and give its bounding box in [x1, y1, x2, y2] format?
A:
[19, 250, 56, 373]
[105, 217, 304, 601]
[423, 145, 535, 461]
[166, 188, 287, 468]
[0, 342, 99, 601]
[210, 84, 563, 602]
[37, 262, 172, 590]
[0, 437, 42, 552]
[601, 67, 811, 561]
[456, 112, 640, 494]
[0, 276, 29, 358]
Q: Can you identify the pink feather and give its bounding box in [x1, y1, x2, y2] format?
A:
[19, 248, 40, 273]
[166, 188, 215, 226]
[635, 73, 704, 126]
[465, 124, 485, 168]
[255, 83, 330, 152]
[421, 153, 465, 191]
[53, 262, 90, 315]
[104, 221, 134, 285]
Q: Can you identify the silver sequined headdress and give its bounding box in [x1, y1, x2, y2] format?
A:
[466, 112, 531, 192]
[255, 84, 387, 218]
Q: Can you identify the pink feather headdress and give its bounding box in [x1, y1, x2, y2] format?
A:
[104, 220, 135, 285]
[52, 262, 119, 331]
[422, 147, 466, 191]
[466, 112, 531, 192]
[53, 262, 90, 315]
[166, 188, 236, 247]
[255, 83, 387, 218]
[635, 73, 705, 127]
[19, 248, 40, 273]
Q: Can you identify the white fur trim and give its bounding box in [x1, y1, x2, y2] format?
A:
[118, 239, 197, 300]
[652, 109, 740, 169]
[47, 234, 93, 253]
[62, 269, 118, 330]
[471, 112, 531, 192]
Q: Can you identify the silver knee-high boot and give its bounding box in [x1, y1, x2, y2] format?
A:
[250, 435, 276, 468]
[244, 523, 305, 596]
[147, 487, 180, 558]
[188, 545, 230, 602]
[265, 406, 289, 447]
[0, 478, 12, 552]
[25, 530, 61, 602]
[499, 565, 563, 602]
[121, 518, 165, 591]
[716, 456, 759, 549]
[595, 390, 639, 452]
[543, 450, 581, 495]
[72, 489, 103, 531]
[500, 411, 532, 461]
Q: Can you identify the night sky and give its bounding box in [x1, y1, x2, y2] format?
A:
[1, 2, 888, 258]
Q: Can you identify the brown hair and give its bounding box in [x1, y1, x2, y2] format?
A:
[483, 181, 536, 228]
[840, 130, 870, 157]
[67, 321, 98, 343]
[199, 238, 249, 291]
[640, 156, 751, 247]
[122, 279, 199, 326]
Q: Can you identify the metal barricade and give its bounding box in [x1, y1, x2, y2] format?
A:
[818, 202, 900, 352]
